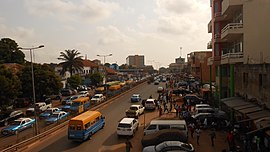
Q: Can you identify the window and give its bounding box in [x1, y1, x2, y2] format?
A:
[146, 125, 156, 130]
[77, 125, 82, 130]
[259, 74, 267, 89]
[69, 125, 75, 130]
[243, 73, 248, 87]
[158, 125, 170, 130]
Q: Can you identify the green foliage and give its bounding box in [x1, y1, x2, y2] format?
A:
[57, 49, 83, 76]
[67, 75, 82, 89]
[104, 63, 110, 67]
[0, 38, 25, 64]
[88, 72, 104, 86]
[0, 65, 21, 108]
[19, 63, 62, 100]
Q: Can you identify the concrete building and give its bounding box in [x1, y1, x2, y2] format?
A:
[208, 0, 270, 105]
[187, 51, 215, 84]
[126, 55, 145, 68]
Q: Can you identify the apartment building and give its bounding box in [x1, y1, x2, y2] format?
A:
[126, 55, 145, 68]
[187, 51, 215, 84]
[208, 0, 270, 105]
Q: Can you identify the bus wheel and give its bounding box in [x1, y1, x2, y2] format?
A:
[88, 133, 92, 140]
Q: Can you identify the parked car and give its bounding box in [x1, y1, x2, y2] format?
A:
[157, 87, 164, 93]
[141, 129, 188, 147]
[192, 113, 229, 129]
[154, 80, 159, 85]
[0, 110, 24, 127]
[131, 94, 141, 102]
[39, 108, 61, 119]
[91, 94, 106, 103]
[60, 88, 73, 96]
[78, 91, 89, 97]
[45, 111, 69, 124]
[126, 105, 145, 118]
[117, 118, 138, 137]
[26, 102, 52, 116]
[142, 141, 194, 152]
[1, 118, 35, 136]
[184, 94, 205, 105]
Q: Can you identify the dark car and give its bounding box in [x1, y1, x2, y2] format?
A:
[142, 141, 194, 152]
[141, 129, 188, 147]
[184, 94, 205, 105]
[0, 110, 24, 127]
[60, 89, 73, 96]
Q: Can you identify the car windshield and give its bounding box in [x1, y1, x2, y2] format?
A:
[72, 102, 81, 106]
[130, 107, 138, 110]
[118, 123, 131, 128]
[10, 121, 21, 125]
[51, 114, 59, 118]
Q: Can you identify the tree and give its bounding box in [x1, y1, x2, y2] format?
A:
[0, 38, 25, 64]
[0, 65, 21, 108]
[88, 72, 104, 86]
[67, 75, 82, 89]
[57, 49, 83, 76]
[104, 63, 111, 67]
[19, 63, 62, 100]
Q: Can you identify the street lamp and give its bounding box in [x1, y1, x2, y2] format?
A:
[18, 45, 44, 135]
[97, 54, 112, 96]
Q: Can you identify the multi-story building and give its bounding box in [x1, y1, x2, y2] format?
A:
[208, 0, 270, 106]
[187, 51, 215, 83]
[126, 55, 145, 68]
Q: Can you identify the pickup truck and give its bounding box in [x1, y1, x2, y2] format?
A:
[26, 102, 52, 116]
[125, 105, 145, 118]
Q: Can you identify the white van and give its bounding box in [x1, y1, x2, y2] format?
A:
[144, 120, 188, 139]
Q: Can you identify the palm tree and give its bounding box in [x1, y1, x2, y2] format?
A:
[58, 49, 83, 76]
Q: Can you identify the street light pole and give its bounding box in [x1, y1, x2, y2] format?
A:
[19, 45, 44, 135]
[97, 54, 112, 97]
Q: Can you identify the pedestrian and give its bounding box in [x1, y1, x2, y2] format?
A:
[169, 103, 172, 113]
[203, 118, 208, 129]
[175, 104, 179, 117]
[189, 123, 195, 138]
[125, 138, 132, 152]
[226, 131, 234, 150]
[164, 103, 168, 113]
[195, 127, 201, 145]
[209, 128, 216, 146]
[159, 107, 162, 117]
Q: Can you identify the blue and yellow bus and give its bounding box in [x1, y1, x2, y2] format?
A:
[70, 97, 90, 113]
[68, 111, 105, 141]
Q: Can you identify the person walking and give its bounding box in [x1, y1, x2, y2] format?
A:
[125, 138, 132, 152]
[189, 123, 195, 138]
[195, 127, 201, 145]
[164, 103, 168, 113]
[209, 128, 216, 146]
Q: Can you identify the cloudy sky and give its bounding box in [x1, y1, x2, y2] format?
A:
[0, 0, 211, 68]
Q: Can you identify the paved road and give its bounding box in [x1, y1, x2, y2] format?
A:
[21, 82, 165, 152]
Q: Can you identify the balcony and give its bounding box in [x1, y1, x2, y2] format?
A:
[207, 40, 212, 49]
[222, 0, 243, 18]
[221, 52, 244, 64]
[221, 23, 243, 41]
[208, 20, 212, 33]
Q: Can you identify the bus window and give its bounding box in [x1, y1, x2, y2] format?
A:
[69, 125, 75, 130]
[85, 122, 90, 129]
[96, 117, 100, 121]
[77, 125, 82, 130]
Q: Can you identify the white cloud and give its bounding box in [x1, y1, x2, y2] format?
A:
[24, 0, 119, 23]
[96, 25, 130, 45]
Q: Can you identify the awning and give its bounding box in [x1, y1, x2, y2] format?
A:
[238, 107, 262, 115]
[246, 125, 270, 135]
[246, 110, 270, 120]
[234, 104, 257, 111]
[222, 97, 250, 108]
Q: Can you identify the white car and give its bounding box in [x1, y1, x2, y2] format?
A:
[144, 99, 156, 110]
[79, 91, 89, 97]
[91, 94, 106, 103]
[117, 118, 138, 137]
